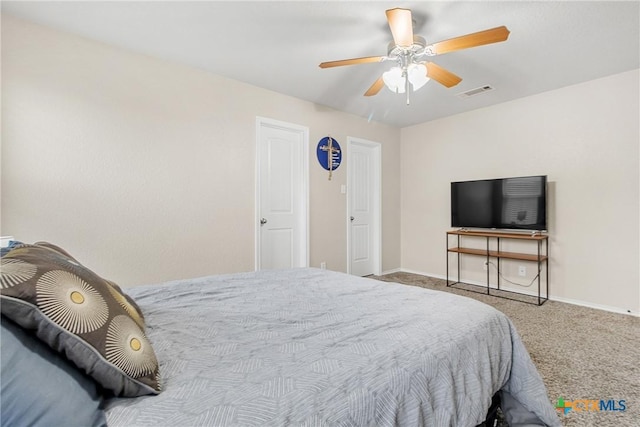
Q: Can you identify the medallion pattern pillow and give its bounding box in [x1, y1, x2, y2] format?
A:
[0, 242, 161, 397]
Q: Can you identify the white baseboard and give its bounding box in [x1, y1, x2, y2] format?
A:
[391, 268, 639, 317]
[381, 267, 402, 275]
[548, 295, 639, 317]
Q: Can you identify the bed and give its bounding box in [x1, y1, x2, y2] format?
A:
[1, 242, 560, 427]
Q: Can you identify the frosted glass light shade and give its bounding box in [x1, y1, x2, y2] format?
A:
[407, 63, 430, 90]
[383, 64, 430, 94]
[382, 67, 406, 93]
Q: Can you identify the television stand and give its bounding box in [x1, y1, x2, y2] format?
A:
[446, 230, 549, 305]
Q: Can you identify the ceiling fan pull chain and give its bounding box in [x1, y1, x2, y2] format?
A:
[405, 71, 410, 105]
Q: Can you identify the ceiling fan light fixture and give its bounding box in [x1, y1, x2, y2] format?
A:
[383, 63, 430, 94]
[407, 63, 429, 91]
[382, 67, 406, 93]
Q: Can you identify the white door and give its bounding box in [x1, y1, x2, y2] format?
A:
[347, 137, 381, 276]
[256, 117, 309, 270]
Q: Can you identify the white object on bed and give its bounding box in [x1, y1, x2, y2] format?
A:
[1, 236, 15, 248]
[105, 268, 560, 426]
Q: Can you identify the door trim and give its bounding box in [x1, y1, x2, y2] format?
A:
[346, 136, 382, 276]
[255, 116, 309, 270]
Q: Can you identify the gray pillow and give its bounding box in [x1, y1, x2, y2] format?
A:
[1, 316, 107, 427]
[0, 242, 161, 397]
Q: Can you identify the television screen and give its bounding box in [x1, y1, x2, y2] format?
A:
[451, 175, 547, 231]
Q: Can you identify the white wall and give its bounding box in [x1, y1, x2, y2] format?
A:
[401, 69, 640, 314]
[1, 16, 401, 286]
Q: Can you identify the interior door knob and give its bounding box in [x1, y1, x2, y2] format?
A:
[350, 216, 354, 221]
[260, 218, 267, 225]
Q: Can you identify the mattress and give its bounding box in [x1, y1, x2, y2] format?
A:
[104, 268, 560, 426]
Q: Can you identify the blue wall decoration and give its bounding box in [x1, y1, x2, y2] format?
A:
[316, 136, 342, 180]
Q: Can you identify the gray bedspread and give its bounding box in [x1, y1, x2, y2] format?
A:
[105, 268, 560, 426]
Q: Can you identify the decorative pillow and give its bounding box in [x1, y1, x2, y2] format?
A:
[1, 315, 107, 427]
[0, 242, 161, 397]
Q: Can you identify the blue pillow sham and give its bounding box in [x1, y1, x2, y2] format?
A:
[1, 315, 107, 427]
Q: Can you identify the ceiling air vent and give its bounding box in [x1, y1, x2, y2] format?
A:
[456, 85, 495, 99]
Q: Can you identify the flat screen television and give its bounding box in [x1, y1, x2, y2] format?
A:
[451, 175, 547, 231]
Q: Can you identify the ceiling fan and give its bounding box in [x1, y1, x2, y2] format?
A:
[319, 8, 510, 104]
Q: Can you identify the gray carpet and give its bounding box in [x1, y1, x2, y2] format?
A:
[372, 272, 640, 427]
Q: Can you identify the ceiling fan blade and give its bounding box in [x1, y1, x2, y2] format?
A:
[386, 8, 414, 47]
[319, 56, 386, 69]
[364, 76, 385, 96]
[425, 62, 462, 88]
[426, 26, 510, 55]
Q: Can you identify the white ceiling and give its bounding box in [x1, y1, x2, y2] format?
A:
[2, 1, 639, 128]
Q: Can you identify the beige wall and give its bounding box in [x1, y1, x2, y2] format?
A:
[1, 16, 401, 286]
[401, 69, 640, 314]
[3, 15, 638, 315]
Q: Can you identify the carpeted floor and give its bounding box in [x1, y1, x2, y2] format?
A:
[372, 272, 640, 427]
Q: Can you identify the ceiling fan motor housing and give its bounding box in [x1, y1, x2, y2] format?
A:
[387, 35, 426, 58]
